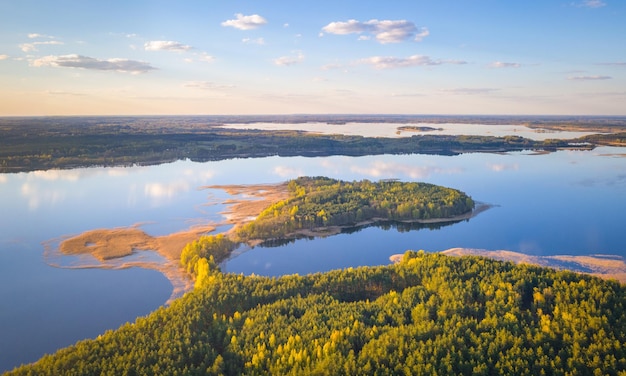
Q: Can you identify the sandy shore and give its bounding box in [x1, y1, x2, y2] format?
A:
[390, 248, 626, 284]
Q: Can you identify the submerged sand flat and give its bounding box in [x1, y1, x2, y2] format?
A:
[46, 183, 290, 303]
[203, 182, 290, 230]
[391, 248, 626, 284]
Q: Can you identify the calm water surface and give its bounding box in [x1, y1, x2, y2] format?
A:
[1, 145, 625, 371]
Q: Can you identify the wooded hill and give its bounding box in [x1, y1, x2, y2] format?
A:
[8, 252, 626, 375]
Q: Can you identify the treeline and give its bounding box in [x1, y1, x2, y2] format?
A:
[9, 252, 626, 375]
[236, 177, 474, 241]
[1, 121, 590, 173]
[579, 132, 626, 147]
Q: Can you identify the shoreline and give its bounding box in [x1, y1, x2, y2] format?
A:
[390, 248, 626, 284]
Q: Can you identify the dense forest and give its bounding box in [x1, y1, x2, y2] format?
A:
[180, 177, 474, 278]
[236, 177, 474, 241]
[2, 115, 617, 173]
[9, 252, 626, 375]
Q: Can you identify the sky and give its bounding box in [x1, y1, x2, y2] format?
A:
[0, 0, 625, 116]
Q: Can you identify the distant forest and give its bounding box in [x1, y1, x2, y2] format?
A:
[9, 252, 626, 375]
[2, 115, 625, 173]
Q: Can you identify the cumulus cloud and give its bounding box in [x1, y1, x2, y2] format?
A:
[274, 52, 304, 66]
[28, 33, 55, 39]
[222, 13, 267, 30]
[0, 54, 8, 60]
[19, 40, 63, 52]
[144, 40, 193, 52]
[567, 75, 612, 80]
[242, 37, 265, 45]
[197, 53, 215, 62]
[31, 54, 156, 74]
[489, 61, 521, 68]
[360, 55, 466, 69]
[572, 0, 606, 8]
[321, 19, 429, 44]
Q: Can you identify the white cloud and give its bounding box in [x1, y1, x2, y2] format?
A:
[321, 19, 429, 44]
[0, 54, 8, 60]
[222, 13, 267, 30]
[19, 40, 63, 52]
[274, 52, 304, 66]
[359, 55, 466, 69]
[31, 54, 156, 74]
[144, 40, 193, 52]
[489, 61, 521, 68]
[196, 52, 215, 63]
[572, 0, 606, 8]
[28, 33, 55, 39]
[242, 37, 265, 45]
[568, 75, 612, 80]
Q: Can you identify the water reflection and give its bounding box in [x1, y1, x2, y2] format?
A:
[221, 122, 603, 141]
[350, 160, 463, 179]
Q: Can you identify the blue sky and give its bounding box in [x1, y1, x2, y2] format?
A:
[0, 0, 624, 115]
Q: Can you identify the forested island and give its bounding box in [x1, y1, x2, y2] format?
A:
[179, 177, 475, 282]
[9, 251, 626, 375]
[2, 115, 625, 173]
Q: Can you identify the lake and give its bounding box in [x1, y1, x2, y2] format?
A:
[1, 130, 625, 371]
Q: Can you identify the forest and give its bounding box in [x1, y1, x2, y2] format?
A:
[236, 177, 474, 241]
[2, 115, 617, 173]
[180, 177, 474, 278]
[8, 251, 626, 375]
